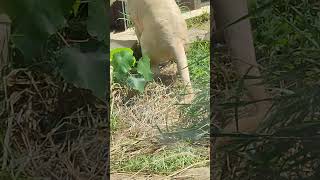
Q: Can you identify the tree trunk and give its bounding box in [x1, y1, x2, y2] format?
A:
[212, 2, 271, 179]
[213, 0, 270, 119]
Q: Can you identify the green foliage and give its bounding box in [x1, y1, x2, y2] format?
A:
[59, 46, 107, 99]
[71, 0, 81, 16]
[136, 56, 153, 81]
[111, 48, 153, 93]
[1, 0, 109, 99]
[183, 40, 210, 122]
[111, 49, 135, 79]
[248, 0, 258, 10]
[3, 0, 75, 59]
[187, 41, 210, 86]
[87, 0, 108, 41]
[113, 146, 207, 175]
[186, 12, 210, 29]
[216, 0, 320, 179]
[110, 47, 136, 64]
[126, 76, 147, 93]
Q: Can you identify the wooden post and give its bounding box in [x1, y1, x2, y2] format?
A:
[0, 13, 11, 170]
[0, 14, 11, 71]
[213, 0, 271, 140]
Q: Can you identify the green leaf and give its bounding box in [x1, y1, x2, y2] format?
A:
[110, 48, 136, 66]
[127, 76, 147, 93]
[111, 50, 136, 81]
[72, 0, 81, 16]
[137, 56, 153, 81]
[59, 47, 107, 99]
[87, 0, 108, 41]
[2, 0, 75, 60]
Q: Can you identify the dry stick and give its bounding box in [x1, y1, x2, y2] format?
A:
[57, 32, 70, 47]
[67, 39, 89, 43]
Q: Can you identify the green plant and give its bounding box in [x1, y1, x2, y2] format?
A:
[187, 41, 210, 85]
[113, 146, 208, 175]
[1, 0, 108, 99]
[186, 12, 210, 29]
[110, 48, 153, 93]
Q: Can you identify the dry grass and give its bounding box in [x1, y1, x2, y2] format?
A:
[110, 61, 209, 176]
[110, 81, 181, 171]
[111, 81, 181, 138]
[0, 69, 108, 179]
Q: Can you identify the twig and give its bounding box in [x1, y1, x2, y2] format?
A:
[57, 32, 70, 47]
[67, 39, 89, 43]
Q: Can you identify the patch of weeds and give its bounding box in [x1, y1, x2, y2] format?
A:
[113, 145, 208, 175]
[186, 12, 210, 29]
[110, 48, 153, 93]
[187, 40, 210, 88]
